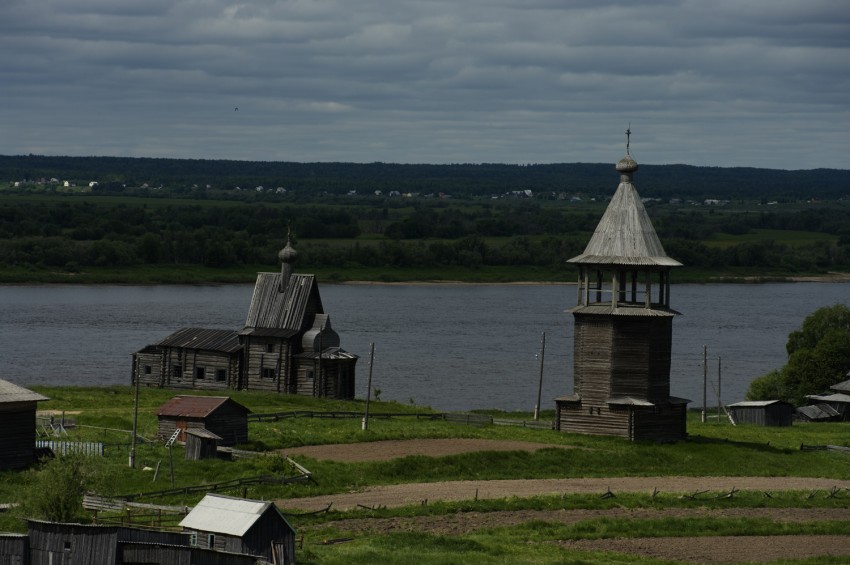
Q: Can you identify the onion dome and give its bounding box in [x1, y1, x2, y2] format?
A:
[278, 238, 297, 265]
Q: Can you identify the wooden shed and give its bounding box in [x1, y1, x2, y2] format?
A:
[0, 533, 28, 564]
[556, 132, 689, 441]
[728, 400, 795, 427]
[180, 493, 296, 564]
[0, 379, 49, 469]
[156, 396, 250, 446]
[185, 428, 222, 460]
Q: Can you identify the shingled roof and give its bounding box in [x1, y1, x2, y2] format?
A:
[243, 272, 322, 331]
[568, 138, 681, 268]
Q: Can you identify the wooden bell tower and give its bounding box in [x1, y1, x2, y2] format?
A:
[556, 129, 689, 441]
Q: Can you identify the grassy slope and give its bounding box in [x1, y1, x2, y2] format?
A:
[4, 387, 850, 564]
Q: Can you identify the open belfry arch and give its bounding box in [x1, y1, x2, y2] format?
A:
[556, 129, 690, 441]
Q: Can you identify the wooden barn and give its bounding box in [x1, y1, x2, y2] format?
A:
[728, 400, 795, 426]
[132, 236, 358, 400]
[156, 396, 250, 446]
[180, 493, 297, 564]
[0, 379, 49, 470]
[555, 132, 690, 441]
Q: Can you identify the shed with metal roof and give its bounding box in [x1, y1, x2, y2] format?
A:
[0, 379, 49, 469]
[728, 400, 794, 426]
[180, 493, 296, 564]
[156, 396, 250, 446]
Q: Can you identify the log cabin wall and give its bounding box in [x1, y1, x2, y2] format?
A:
[632, 404, 687, 441]
[133, 349, 165, 387]
[610, 317, 673, 402]
[556, 402, 631, 438]
[573, 315, 613, 405]
[0, 400, 40, 470]
[242, 337, 291, 392]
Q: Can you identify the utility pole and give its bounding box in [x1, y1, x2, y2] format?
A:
[362, 342, 375, 431]
[129, 372, 140, 468]
[717, 356, 722, 424]
[701, 345, 707, 423]
[534, 332, 546, 421]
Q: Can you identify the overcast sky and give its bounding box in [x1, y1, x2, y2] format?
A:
[1, 1, 848, 169]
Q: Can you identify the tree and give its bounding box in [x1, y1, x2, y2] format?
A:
[21, 455, 94, 523]
[747, 304, 850, 405]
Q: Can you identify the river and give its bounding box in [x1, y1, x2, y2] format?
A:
[1, 282, 847, 412]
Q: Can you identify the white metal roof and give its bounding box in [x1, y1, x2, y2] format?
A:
[727, 400, 788, 407]
[179, 493, 272, 537]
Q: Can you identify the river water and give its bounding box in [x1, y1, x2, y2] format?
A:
[1, 282, 847, 412]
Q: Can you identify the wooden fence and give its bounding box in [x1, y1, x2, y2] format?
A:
[35, 440, 104, 457]
[248, 410, 442, 422]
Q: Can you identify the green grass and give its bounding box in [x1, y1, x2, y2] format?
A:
[705, 229, 838, 249]
[6, 387, 850, 564]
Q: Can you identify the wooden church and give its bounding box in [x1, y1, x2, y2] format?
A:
[132, 236, 358, 399]
[555, 131, 689, 441]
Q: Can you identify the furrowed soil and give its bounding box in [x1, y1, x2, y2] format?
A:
[280, 438, 850, 564]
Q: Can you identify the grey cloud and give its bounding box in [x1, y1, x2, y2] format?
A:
[0, 0, 847, 168]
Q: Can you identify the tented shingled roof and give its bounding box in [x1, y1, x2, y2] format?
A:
[569, 180, 681, 267]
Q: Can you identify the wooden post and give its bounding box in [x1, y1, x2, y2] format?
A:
[129, 371, 140, 468]
[701, 345, 707, 423]
[534, 332, 546, 421]
[362, 343, 375, 431]
[717, 356, 722, 424]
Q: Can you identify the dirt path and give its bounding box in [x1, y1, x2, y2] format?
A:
[282, 438, 577, 462]
[281, 475, 850, 512]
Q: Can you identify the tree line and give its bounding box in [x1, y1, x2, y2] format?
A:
[0, 196, 849, 276]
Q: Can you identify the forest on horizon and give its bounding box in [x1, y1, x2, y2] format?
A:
[1, 154, 849, 283]
[2, 154, 848, 202]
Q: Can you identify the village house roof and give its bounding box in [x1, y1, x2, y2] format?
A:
[179, 493, 291, 537]
[829, 378, 850, 393]
[796, 403, 840, 420]
[0, 379, 48, 404]
[568, 132, 681, 268]
[156, 396, 250, 418]
[805, 393, 850, 404]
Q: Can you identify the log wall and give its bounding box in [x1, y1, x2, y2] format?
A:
[0, 401, 39, 470]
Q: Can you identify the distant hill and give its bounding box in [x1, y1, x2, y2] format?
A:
[1, 155, 847, 200]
